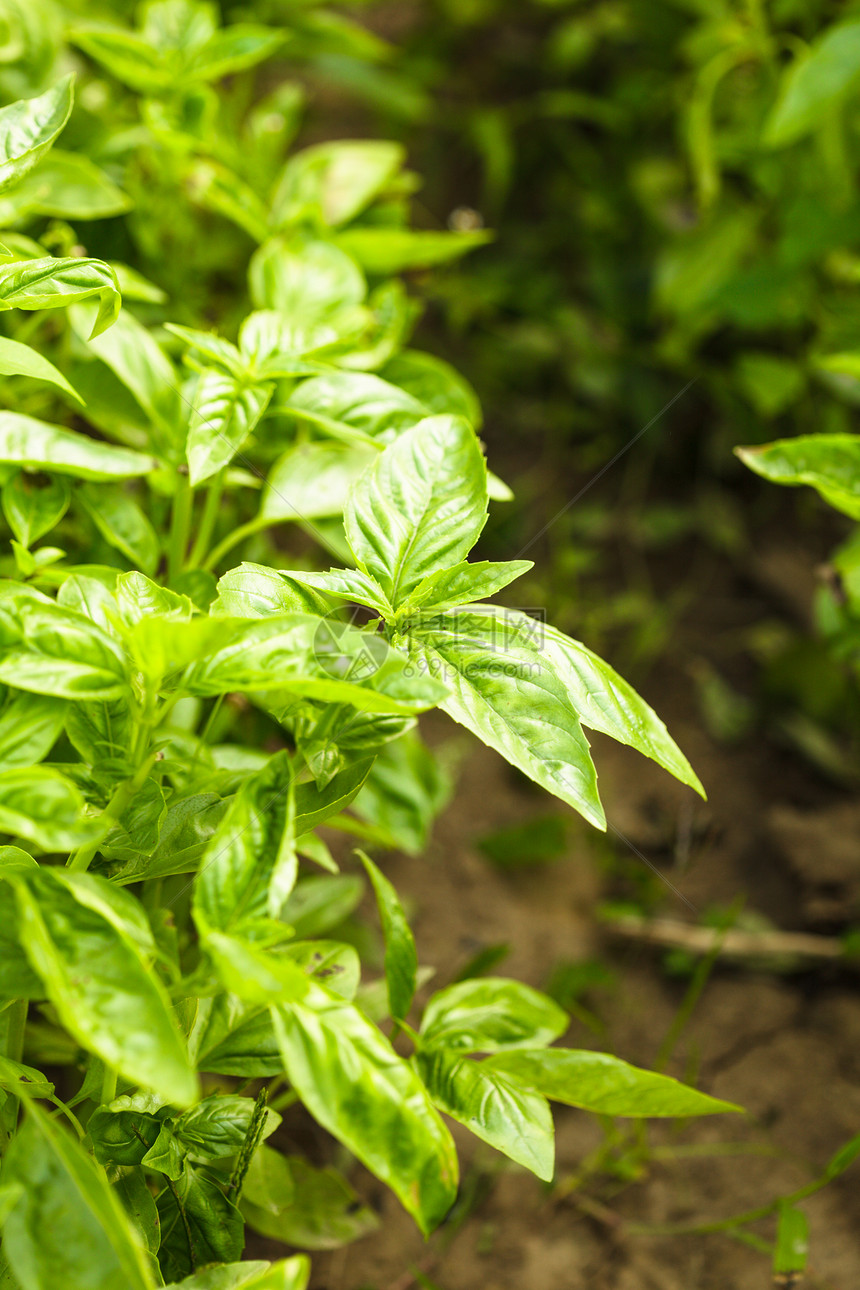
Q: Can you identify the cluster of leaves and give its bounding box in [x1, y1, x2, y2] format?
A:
[0, 7, 737, 1288]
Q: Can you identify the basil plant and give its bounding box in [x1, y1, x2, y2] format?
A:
[0, 28, 738, 1290]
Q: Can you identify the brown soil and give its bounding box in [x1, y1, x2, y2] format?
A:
[259, 539, 860, 1289]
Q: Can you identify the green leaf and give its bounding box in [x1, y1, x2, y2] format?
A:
[70, 26, 173, 94]
[0, 1056, 52, 1099]
[184, 25, 284, 85]
[280, 875, 364, 939]
[71, 306, 182, 449]
[174, 1094, 279, 1160]
[182, 614, 447, 713]
[773, 1203, 809, 1277]
[165, 325, 243, 378]
[10, 869, 198, 1105]
[286, 371, 428, 444]
[0, 337, 81, 402]
[0, 151, 130, 221]
[249, 236, 365, 323]
[483, 1049, 741, 1116]
[0, 766, 98, 850]
[1, 1100, 155, 1290]
[242, 1148, 378, 1250]
[185, 158, 270, 243]
[538, 621, 704, 795]
[345, 415, 488, 607]
[79, 486, 160, 574]
[736, 435, 860, 519]
[358, 850, 418, 1020]
[261, 441, 375, 521]
[270, 981, 458, 1233]
[193, 750, 297, 935]
[0, 411, 155, 479]
[0, 76, 73, 194]
[2, 472, 70, 547]
[156, 1168, 243, 1284]
[165, 1255, 310, 1289]
[407, 608, 605, 828]
[403, 560, 532, 614]
[294, 757, 375, 833]
[284, 566, 392, 615]
[765, 21, 860, 146]
[272, 139, 404, 229]
[212, 563, 327, 618]
[335, 227, 492, 274]
[87, 1095, 164, 1167]
[186, 371, 273, 486]
[420, 978, 568, 1053]
[0, 258, 121, 338]
[417, 1047, 554, 1180]
[382, 349, 483, 428]
[113, 1168, 160, 1258]
[0, 592, 128, 699]
[195, 997, 283, 1078]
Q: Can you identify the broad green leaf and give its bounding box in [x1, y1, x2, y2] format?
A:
[79, 486, 160, 574]
[345, 415, 488, 606]
[0, 593, 128, 699]
[185, 25, 284, 84]
[261, 441, 375, 521]
[212, 563, 327, 618]
[2, 472, 70, 548]
[0, 337, 81, 402]
[242, 1149, 378, 1250]
[417, 1047, 554, 1180]
[71, 306, 182, 448]
[284, 566, 392, 615]
[66, 696, 134, 778]
[1, 1101, 155, 1290]
[249, 236, 365, 327]
[165, 325, 243, 379]
[186, 371, 273, 485]
[403, 559, 532, 614]
[736, 436, 860, 519]
[282, 940, 360, 999]
[165, 1256, 310, 1290]
[0, 76, 73, 194]
[294, 757, 375, 833]
[0, 1056, 52, 1099]
[185, 158, 270, 243]
[420, 978, 568, 1053]
[174, 1093, 279, 1160]
[538, 620, 704, 795]
[484, 1049, 741, 1116]
[287, 371, 427, 444]
[114, 1168, 160, 1258]
[88, 1095, 164, 1167]
[270, 980, 458, 1233]
[765, 22, 860, 146]
[195, 996, 283, 1077]
[0, 151, 130, 221]
[203, 932, 312, 1007]
[335, 227, 492, 274]
[70, 27, 173, 94]
[0, 848, 42, 999]
[407, 608, 604, 828]
[358, 851, 417, 1020]
[382, 349, 482, 428]
[182, 614, 447, 713]
[280, 875, 364, 939]
[0, 412, 154, 480]
[10, 869, 198, 1106]
[156, 1168, 243, 1284]
[0, 258, 121, 338]
[193, 750, 297, 935]
[272, 139, 404, 228]
[0, 766, 98, 850]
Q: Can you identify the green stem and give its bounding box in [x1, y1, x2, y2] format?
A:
[100, 1065, 117, 1106]
[201, 518, 264, 572]
[168, 478, 193, 581]
[187, 470, 225, 569]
